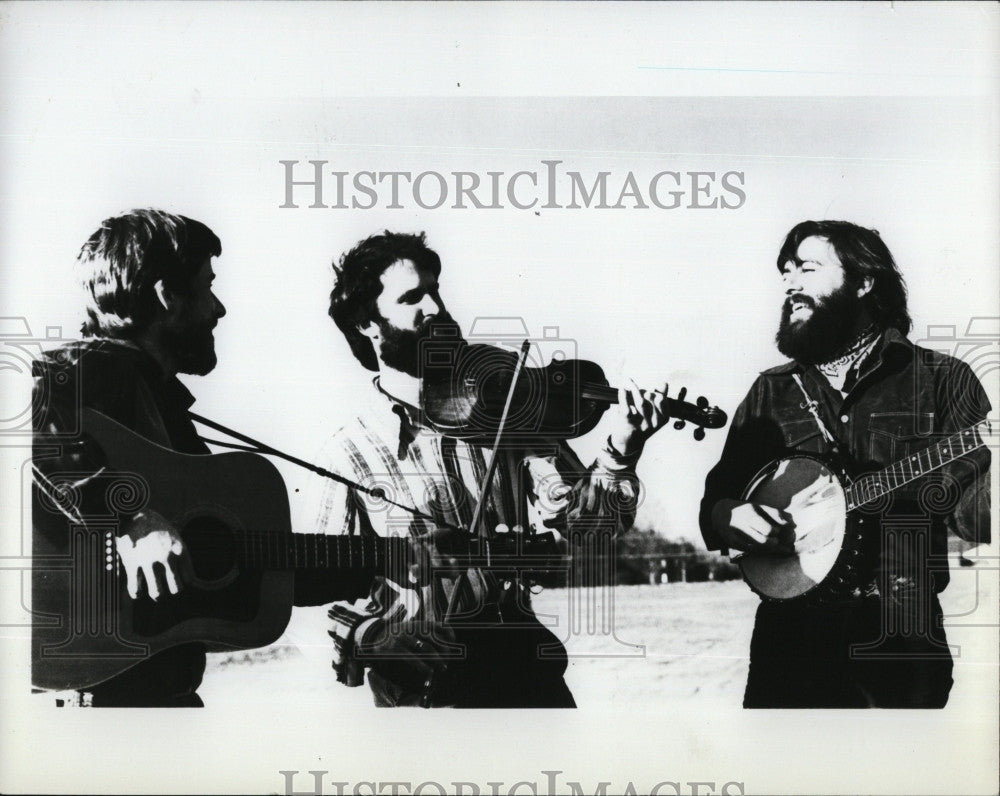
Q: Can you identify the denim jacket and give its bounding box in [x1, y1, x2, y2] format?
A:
[699, 329, 991, 594]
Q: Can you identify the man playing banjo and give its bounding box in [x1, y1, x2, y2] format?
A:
[700, 220, 991, 708]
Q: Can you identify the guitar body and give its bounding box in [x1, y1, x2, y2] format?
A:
[737, 454, 861, 601]
[32, 409, 294, 691]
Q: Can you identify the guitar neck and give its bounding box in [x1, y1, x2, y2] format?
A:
[236, 532, 410, 572]
[846, 422, 991, 511]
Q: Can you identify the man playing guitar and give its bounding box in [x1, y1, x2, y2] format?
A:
[311, 231, 674, 707]
[700, 220, 991, 708]
[32, 210, 364, 706]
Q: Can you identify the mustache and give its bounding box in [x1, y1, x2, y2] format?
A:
[418, 312, 459, 336]
[783, 294, 816, 313]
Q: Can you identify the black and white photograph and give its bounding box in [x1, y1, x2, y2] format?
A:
[1, 3, 997, 794]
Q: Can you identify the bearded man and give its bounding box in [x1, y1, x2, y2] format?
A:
[32, 211, 391, 707]
[31, 209, 230, 706]
[700, 220, 991, 708]
[311, 230, 674, 707]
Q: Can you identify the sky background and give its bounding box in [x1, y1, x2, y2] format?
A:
[1, 3, 998, 794]
[2, 60, 997, 541]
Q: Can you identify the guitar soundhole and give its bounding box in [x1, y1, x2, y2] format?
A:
[182, 516, 238, 582]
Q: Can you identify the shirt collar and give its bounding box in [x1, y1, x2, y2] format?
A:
[372, 376, 421, 420]
[371, 376, 423, 459]
[856, 326, 911, 379]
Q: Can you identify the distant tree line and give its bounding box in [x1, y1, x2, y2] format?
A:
[613, 526, 743, 585]
[537, 525, 742, 588]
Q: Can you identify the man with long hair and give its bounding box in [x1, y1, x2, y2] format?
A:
[700, 220, 990, 708]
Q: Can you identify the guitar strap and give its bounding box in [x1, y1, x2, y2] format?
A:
[188, 411, 463, 534]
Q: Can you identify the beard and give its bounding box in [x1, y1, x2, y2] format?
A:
[162, 315, 218, 376]
[377, 310, 464, 378]
[775, 282, 866, 365]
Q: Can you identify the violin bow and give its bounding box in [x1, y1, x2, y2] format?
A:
[442, 338, 533, 621]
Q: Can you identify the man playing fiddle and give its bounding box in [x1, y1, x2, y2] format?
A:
[311, 231, 673, 707]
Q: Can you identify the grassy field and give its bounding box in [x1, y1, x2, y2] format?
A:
[199, 554, 997, 712]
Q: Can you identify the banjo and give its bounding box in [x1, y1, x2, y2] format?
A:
[734, 420, 991, 601]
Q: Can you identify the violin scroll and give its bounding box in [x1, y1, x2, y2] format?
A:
[666, 390, 727, 440]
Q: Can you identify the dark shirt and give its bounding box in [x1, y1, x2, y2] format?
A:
[32, 337, 364, 706]
[699, 329, 991, 594]
[33, 337, 209, 703]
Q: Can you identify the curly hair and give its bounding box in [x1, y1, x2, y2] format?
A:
[777, 220, 912, 335]
[329, 231, 442, 371]
[77, 209, 221, 338]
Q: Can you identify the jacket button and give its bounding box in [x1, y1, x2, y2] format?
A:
[840, 414, 849, 423]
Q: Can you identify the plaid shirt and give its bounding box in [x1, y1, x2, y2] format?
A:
[309, 378, 641, 687]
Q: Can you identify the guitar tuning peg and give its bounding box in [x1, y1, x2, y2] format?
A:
[693, 427, 705, 441]
[673, 419, 686, 430]
[696, 396, 708, 409]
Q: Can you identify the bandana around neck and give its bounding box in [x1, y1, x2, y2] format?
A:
[816, 324, 880, 392]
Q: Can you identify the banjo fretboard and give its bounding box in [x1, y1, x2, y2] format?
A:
[846, 421, 991, 511]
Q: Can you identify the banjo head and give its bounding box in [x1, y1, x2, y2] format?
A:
[738, 455, 848, 600]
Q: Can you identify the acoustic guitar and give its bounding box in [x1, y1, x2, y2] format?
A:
[734, 421, 991, 601]
[33, 409, 518, 691]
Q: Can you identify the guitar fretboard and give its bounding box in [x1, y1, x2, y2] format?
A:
[237, 532, 409, 572]
[846, 422, 990, 511]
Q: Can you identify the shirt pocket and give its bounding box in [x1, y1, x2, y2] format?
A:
[866, 411, 935, 466]
[778, 417, 825, 454]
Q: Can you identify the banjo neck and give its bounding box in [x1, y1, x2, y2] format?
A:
[846, 421, 991, 512]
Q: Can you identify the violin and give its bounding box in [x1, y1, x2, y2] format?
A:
[418, 341, 727, 444]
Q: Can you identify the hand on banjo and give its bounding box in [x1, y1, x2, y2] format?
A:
[714, 470, 842, 554]
[712, 499, 795, 554]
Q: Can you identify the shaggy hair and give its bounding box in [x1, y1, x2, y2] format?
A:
[777, 220, 912, 335]
[329, 231, 441, 371]
[77, 209, 221, 338]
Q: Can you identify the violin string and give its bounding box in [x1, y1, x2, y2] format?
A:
[197, 437, 260, 453]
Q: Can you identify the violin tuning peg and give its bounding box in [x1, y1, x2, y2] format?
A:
[696, 396, 709, 408]
[673, 419, 686, 430]
[693, 427, 706, 441]
[677, 386, 687, 402]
